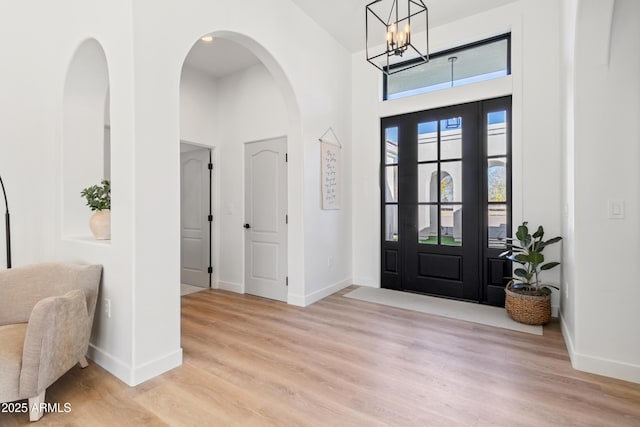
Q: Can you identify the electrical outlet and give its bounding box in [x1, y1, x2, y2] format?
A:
[327, 256, 333, 268]
[104, 299, 111, 318]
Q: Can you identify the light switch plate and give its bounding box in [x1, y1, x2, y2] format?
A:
[607, 200, 625, 219]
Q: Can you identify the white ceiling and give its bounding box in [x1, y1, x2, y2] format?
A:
[183, 1, 520, 77]
[290, 0, 520, 52]
[183, 37, 261, 78]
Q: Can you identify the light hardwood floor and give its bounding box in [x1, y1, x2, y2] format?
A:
[2, 286, 639, 426]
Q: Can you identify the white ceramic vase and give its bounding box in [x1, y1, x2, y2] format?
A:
[89, 209, 111, 240]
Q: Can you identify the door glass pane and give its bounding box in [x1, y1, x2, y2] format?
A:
[488, 204, 507, 248]
[488, 158, 507, 202]
[442, 205, 462, 246]
[385, 166, 398, 202]
[440, 117, 462, 160]
[440, 162, 462, 203]
[417, 121, 438, 162]
[487, 111, 507, 156]
[385, 205, 398, 241]
[418, 163, 438, 203]
[418, 205, 438, 244]
[385, 127, 399, 164]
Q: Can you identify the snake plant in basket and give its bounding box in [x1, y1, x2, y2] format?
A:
[500, 222, 562, 325]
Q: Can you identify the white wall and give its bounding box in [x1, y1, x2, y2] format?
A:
[562, 0, 640, 383]
[301, 63, 353, 306]
[351, 0, 564, 311]
[0, 0, 138, 384]
[180, 66, 218, 146]
[56, 6, 139, 384]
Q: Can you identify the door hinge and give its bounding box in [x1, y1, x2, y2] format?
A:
[208, 266, 213, 274]
[285, 214, 288, 224]
[208, 214, 213, 222]
[208, 163, 213, 170]
[285, 153, 288, 163]
[286, 276, 288, 287]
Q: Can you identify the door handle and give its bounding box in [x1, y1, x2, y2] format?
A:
[243, 223, 251, 229]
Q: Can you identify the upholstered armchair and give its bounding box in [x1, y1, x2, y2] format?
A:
[0, 263, 102, 421]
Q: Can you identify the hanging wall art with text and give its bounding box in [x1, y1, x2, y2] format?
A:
[320, 140, 340, 210]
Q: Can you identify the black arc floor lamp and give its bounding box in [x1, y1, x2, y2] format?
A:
[0, 175, 11, 268]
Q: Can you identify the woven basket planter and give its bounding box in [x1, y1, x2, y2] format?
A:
[504, 282, 551, 325]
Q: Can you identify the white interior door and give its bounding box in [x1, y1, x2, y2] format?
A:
[180, 144, 211, 288]
[244, 138, 288, 301]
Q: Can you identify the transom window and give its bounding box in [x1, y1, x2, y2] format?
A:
[383, 34, 511, 101]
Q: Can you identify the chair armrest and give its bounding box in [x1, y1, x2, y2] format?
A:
[18, 290, 90, 398]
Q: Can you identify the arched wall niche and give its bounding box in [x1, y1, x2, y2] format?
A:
[62, 38, 111, 239]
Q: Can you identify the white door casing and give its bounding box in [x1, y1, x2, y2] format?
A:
[180, 146, 210, 288]
[244, 138, 288, 301]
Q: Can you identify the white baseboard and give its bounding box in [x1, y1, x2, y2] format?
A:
[88, 344, 183, 386]
[217, 281, 243, 294]
[560, 312, 640, 384]
[352, 277, 379, 288]
[288, 278, 352, 307]
[560, 311, 577, 362]
[131, 348, 183, 386]
[287, 293, 305, 306]
[87, 343, 132, 385]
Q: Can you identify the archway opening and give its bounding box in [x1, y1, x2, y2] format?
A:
[178, 32, 300, 303]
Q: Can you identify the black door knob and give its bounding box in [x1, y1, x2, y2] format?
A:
[243, 223, 251, 229]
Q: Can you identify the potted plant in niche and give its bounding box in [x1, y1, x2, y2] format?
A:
[500, 222, 562, 325]
[81, 179, 110, 240]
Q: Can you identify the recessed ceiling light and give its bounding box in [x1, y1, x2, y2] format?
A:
[201, 35, 214, 42]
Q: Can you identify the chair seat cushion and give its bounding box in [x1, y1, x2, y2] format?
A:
[0, 323, 27, 402]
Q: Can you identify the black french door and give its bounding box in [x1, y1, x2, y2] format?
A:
[381, 97, 511, 306]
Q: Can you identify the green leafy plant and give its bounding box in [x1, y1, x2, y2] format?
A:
[80, 180, 110, 211]
[500, 222, 562, 296]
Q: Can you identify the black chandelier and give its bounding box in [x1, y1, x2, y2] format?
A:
[366, 0, 429, 75]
